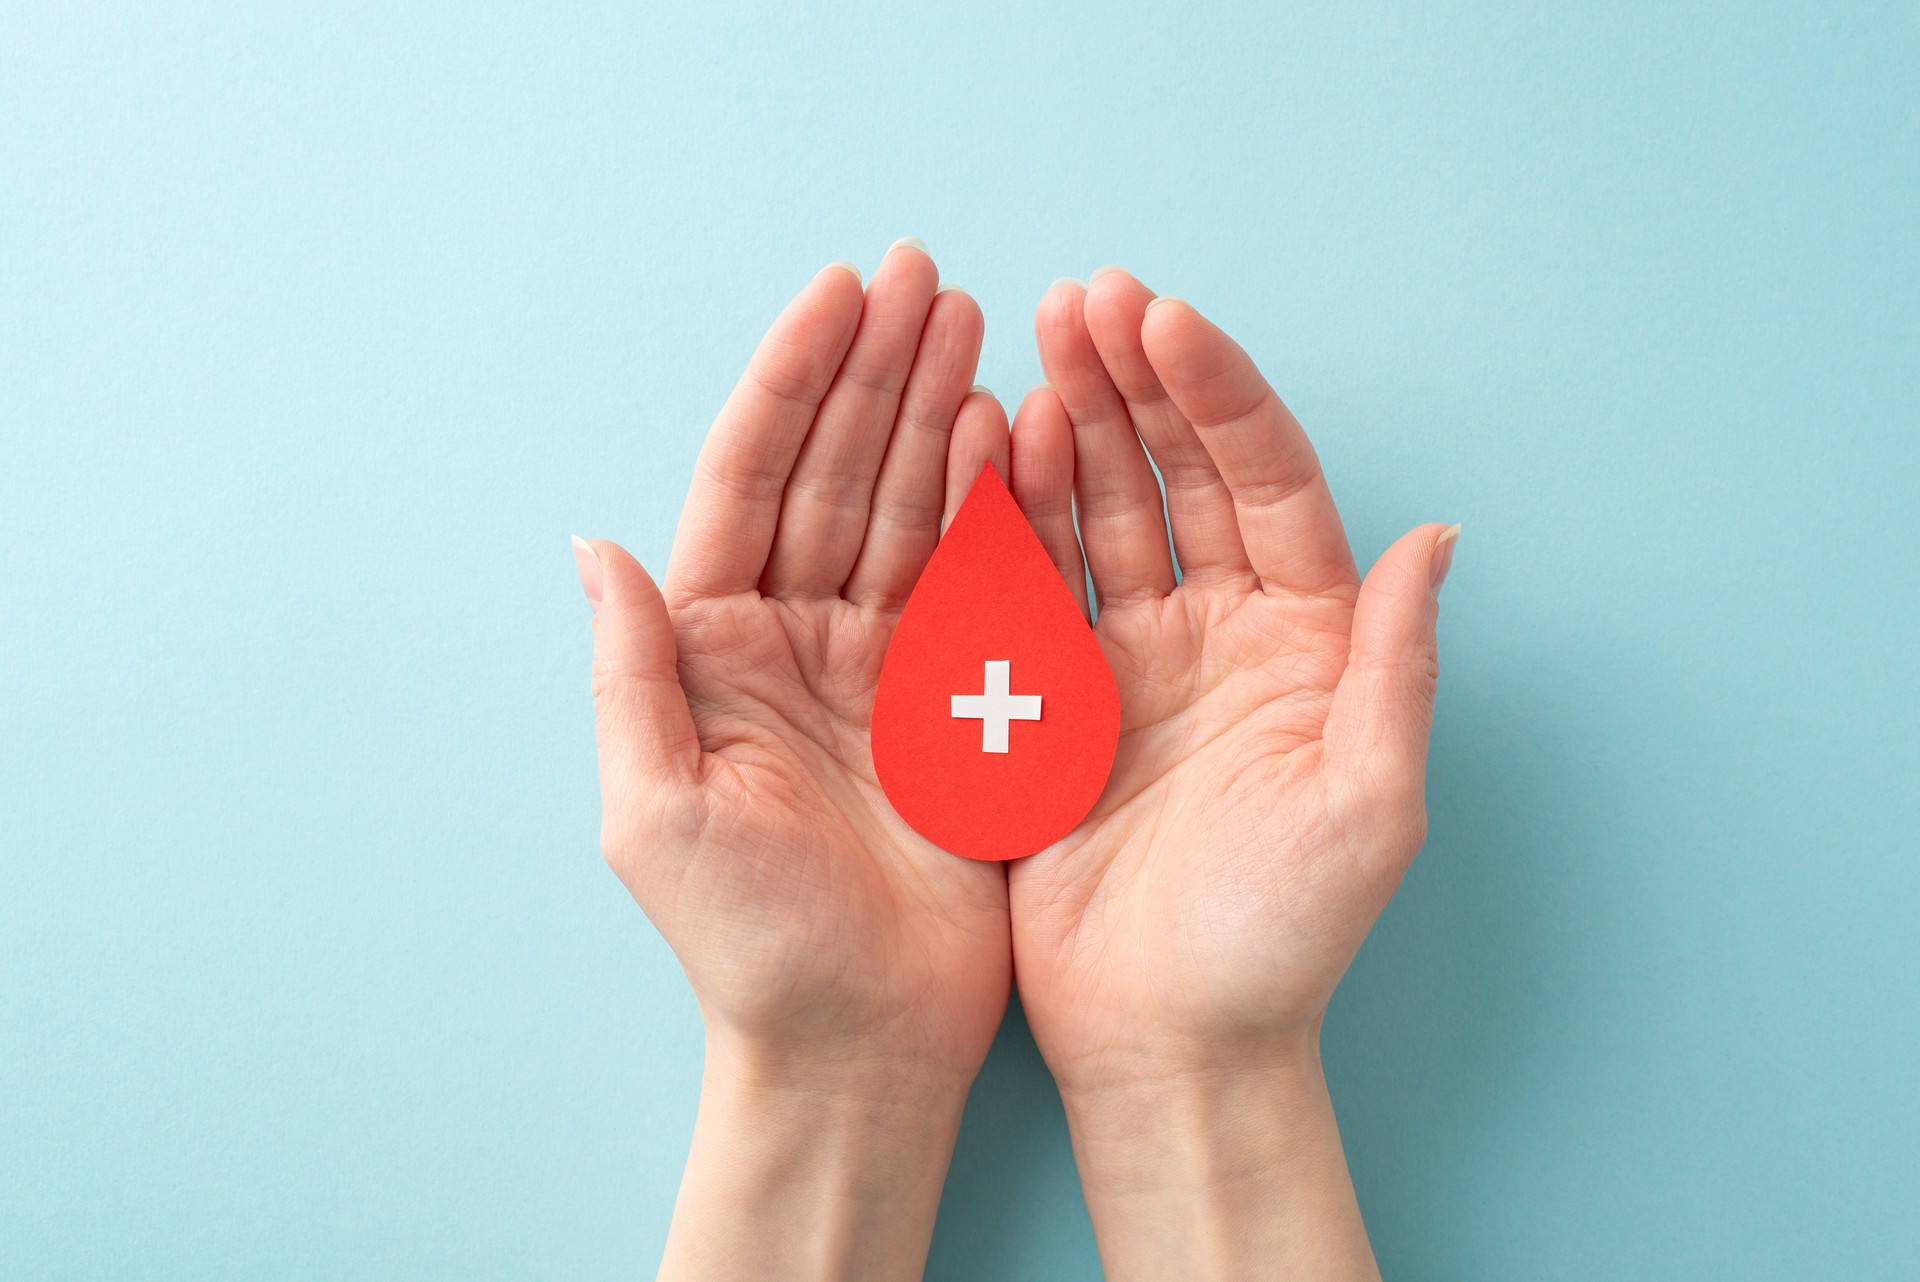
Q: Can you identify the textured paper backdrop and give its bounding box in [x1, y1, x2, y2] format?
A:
[2, 3, 1916, 1278]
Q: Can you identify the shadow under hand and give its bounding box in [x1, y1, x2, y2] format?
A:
[929, 652, 1611, 1280]
[1325, 656, 1619, 1279]
[924, 995, 1103, 1281]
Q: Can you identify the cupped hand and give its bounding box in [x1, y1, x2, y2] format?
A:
[576, 245, 1014, 1085]
[1007, 270, 1458, 1094]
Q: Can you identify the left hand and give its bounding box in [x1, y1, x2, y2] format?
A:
[579, 242, 1014, 1281]
[1002, 269, 1457, 1278]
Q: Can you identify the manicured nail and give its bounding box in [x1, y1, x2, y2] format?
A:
[969, 384, 992, 397]
[571, 535, 604, 611]
[935, 281, 963, 294]
[1430, 524, 1461, 593]
[1090, 265, 1124, 283]
[825, 260, 862, 285]
[890, 236, 930, 255]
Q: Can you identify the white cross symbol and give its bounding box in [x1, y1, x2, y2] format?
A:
[950, 659, 1043, 754]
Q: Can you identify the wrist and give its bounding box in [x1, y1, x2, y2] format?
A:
[1054, 1034, 1379, 1282]
[1055, 1031, 1328, 1201]
[1046, 1019, 1327, 1104]
[657, 1032, 976, 1282]
[702, 1021, 986, 1105]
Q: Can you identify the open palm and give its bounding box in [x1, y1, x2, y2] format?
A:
[1005, 271, 1456, 1091]
[580, 245, 1014, 1077]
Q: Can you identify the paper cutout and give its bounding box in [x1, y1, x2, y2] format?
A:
[872, 465, 1120, 861]
[950, 659, 1042, 753]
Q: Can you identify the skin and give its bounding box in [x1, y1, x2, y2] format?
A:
[1007, 270, 1455, 1279]
[576, 248, 1455, 1280]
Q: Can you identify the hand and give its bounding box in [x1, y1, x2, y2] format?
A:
[1005, 270, 1458, 1279]
[575, 244, 1013, 1281]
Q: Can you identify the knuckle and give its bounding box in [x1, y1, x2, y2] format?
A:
[600, 827, 630, 877]
[1329, 754, 1429, 866]
[599, 787, 704, 883]
[1390, 802, 1430, 861]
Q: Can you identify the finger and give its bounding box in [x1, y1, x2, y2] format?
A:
[1008, 385, 1091, 619]
[665, 263, 865, 604]
[842, 286, 985, 608]
[1140, 298, 1357, 594]
[941, 387, 1011, 532]
[1083, 268, 1252, 585]
[1321, 523, 1458, 867]
[1034, 278, 1175, 607]
[762, 239, 941, 597]
[574, 537, 702, 803]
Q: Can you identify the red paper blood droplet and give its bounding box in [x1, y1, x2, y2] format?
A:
[872, 465, 1120, 861]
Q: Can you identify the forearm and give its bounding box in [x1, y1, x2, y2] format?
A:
[659, 1033, 973, 1282]
[1058, 1036, 1379, 1282]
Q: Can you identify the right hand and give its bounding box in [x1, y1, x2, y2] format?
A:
[576, 244, 1014, 1091]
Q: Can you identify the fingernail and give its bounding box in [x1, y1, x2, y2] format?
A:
[824, 260, 862, 285]
[1090, 265, 1124, 283]
[1429, 524, 1461, 593]
[969, 383, 992, 397]
[571, 535, 604, 611]
[1049, 276, 1087, 293]
[1145, 295, 1185, 313]
[890, 235, 930, 255]
[935, 281, 963, 294]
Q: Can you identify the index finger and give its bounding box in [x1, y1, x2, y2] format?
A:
[1140, 298, 1356, 595]
[664, 263, 865, 604]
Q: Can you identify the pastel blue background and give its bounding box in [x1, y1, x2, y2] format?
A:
[4, 2, 1915, 1277]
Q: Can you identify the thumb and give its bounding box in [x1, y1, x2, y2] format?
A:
[572, 536, 701, 795]
[1321, 522, 1459, 844]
